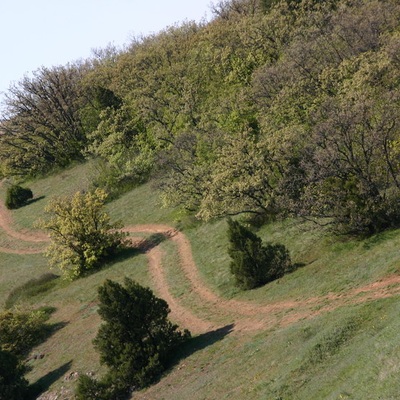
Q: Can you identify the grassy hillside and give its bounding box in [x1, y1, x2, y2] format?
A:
[1, 162, 400, 399]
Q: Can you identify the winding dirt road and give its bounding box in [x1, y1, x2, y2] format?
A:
[1, 190, 400, 335]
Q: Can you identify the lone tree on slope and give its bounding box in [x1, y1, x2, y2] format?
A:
[76, 278, 190, 399]
[38, 188, 127, 280]
[227, 218, 292, 290]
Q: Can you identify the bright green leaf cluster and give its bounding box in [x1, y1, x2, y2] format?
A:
[38, 188, 127, 279]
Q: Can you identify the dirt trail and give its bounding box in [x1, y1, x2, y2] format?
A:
[0, 203, 49, 242]
[2, 204, 400, 334]
[0, 246, 44, 254]
[0, 180, 49, 243]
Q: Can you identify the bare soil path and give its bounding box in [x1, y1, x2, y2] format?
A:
[1, 197, 400, 335]
[0, 180, 49, 243]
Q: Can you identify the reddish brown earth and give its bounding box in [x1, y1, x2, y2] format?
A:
[1, 194, 400, 335]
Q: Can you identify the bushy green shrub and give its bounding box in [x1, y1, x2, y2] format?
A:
[76, 278, 190, 398]
[5, 184, 33, 209]
[75, 375, 119, 400]
[227, 219, 292, 290]
[0, 310, 51, 357]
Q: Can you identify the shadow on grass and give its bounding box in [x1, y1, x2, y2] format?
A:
[25, 320, 69, 361]
[27, 195, 46, 206]
[84, 232, 171, 278]
[90, 246, 143, 276]
[286, 262, 306, 274]
[137, 233, 169, 252]
[112, 246, 142, 262]
[5, 273, 60, 309]
[28, 360, 72, 399]
[170, 323, 235, 367]
[362, 228, 400, 250]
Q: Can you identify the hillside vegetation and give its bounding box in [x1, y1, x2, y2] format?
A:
[2, 0, 400, 235]
[1, 163, 400, 399]
[1, 0, 400, 398]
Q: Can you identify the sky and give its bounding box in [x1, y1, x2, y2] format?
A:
[0, 0, 213, 102]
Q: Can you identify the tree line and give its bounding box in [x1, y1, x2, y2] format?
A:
[1, 0, 400, 235]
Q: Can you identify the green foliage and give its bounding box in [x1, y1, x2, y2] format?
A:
[5, 184, 33, 210]
[250, 0, 400, 235]
[75, 375, 120, 400]
[0, 64, 90, 176]
[2, 0, 400, 237]
[38, 188, 127, 280]
[197, 131, 278, 220]
[0, 309, 51, 358]
[87, 105, 154, 196]
[227, 219, 291, 289]
[84, 278, 190, 395]
[0, 349, 29, 400]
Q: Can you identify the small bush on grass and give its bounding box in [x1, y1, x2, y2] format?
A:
[227, 218, 292, 290]
[5, 185, 33, 209]
[0, 309, 52, 358]
[75, 375, 125, 400]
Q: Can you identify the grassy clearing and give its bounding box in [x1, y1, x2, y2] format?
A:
[186, 217, 400, 304]
[5, 272, 59, 309]
[107, 180, 178, 226]
[1, 162, 400, 398]
[0, 253, 49, 308]
[137, 297, 400, 400]
[0, 162, 92, 231]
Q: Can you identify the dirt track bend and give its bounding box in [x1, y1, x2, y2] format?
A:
[1, 189, 400, 334]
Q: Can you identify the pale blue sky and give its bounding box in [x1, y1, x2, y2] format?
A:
[0, 1, 212, 101]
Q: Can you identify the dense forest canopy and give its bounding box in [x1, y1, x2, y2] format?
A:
[1, 0, 400, 235]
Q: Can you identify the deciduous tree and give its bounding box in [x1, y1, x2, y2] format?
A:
[39, 189, 127, 279]
[0, 63, 90, 176]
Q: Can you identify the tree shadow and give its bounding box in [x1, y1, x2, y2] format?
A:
[90, 247, 142, 276]
[103, 233, 170, 268]
[27, 195, 46, 206]
[39, 306, 68, 343]
[24, 320, 69, 363]
[28, 360, 72, 399]
[362, 228, 399, 250]
[89, 232, 171, 277]
[286, 262, 307, 274]
[112, 246, 142, 262]
[169, 323, 235, 367]
[136, 233, 169, 253]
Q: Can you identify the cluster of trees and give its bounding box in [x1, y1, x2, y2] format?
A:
[2, 0, 400, 237]
[3, 2, 400, 396]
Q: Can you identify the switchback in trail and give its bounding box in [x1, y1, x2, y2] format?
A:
[1, 192, 400, 335]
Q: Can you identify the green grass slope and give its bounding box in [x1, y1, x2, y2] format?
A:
[0, 162, 399, 399]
